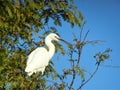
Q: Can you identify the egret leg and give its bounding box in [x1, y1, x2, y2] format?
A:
[37, 67, 46, 75]
[27, 72, 33, 76]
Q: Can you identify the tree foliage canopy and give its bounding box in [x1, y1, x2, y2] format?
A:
[0, 0, 111, 90]
[0, 0, 84, 89]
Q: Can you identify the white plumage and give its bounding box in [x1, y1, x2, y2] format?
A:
[25, 33, 60, 76]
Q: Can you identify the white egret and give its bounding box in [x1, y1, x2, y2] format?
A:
[25, 33, 65, 76]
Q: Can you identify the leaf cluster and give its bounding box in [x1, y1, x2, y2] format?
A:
[0, 0, 83, 89]
[94, 48, 112, 65]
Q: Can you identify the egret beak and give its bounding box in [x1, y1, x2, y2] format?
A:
[59, 38, 71, 45]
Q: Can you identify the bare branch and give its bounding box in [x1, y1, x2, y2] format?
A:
[80, 21, 86, 41]
[101, 65, 120, 68]
[69, 69, 76, 90]
[69, 46, 83, 89]
[83, 30, 90, 42]
[77, 48, 82, 65]
[69, 50, 75, 90]
[77, 64, 99, 90]
[85, 40, 105, 45]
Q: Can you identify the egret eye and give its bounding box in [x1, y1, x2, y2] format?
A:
[55, 35, 60, 39]
[55, 36, 57, 39]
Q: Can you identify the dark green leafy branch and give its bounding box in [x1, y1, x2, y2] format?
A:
[0, 0, 83, 89]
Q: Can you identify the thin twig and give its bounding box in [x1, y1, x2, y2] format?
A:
[101, 65, 120, 68]
[85, 40, 105, 45]
[80, 29, 83, 42]
[69, 50, 76, 90]
[79, 21, 85, 41]
[83, 30, 89, 42]
[77, 48, 82, 65]
[77, 64, 99, 90]
[69, 69, 76, 90]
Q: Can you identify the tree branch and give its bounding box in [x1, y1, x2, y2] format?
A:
[69, 50, 75, 90]
[77, 64, 99, 90]
[69, 46, 83, 90]
[69, 69, 76, 90]
[101, 65, 120, 68]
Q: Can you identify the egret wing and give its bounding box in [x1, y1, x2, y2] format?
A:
[27, 49, 36, 65]
[26, 47, 49, 69]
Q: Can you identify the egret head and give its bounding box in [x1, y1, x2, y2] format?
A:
[46, 33, 60, 41]
[46, 33, 71, 45]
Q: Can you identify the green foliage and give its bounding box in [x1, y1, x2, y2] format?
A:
[94, 48, 112, 65]
[76, 66, 85, 80]
[0, 0, 111, 90]
[0, 0, 84, 89]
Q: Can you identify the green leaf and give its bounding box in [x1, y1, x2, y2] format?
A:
[6, 6, 13, 18]
[0, 0, 85, 89]
[76, 66, 85, 80]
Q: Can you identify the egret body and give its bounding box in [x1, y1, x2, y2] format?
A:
[25, 33, 60, 76]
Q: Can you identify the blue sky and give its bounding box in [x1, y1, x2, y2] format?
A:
[76, 0, 120, 89]
[51, 0, 120, 89]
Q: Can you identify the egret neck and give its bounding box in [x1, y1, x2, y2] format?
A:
[45, 37, 55, 60]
